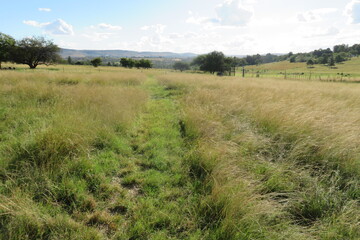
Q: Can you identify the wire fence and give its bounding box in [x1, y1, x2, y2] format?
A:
[236, 68, 360, 82]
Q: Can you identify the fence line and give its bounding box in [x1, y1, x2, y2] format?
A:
[237, 68, 360, 82]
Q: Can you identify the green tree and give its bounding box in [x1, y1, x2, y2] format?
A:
[67, 56, 72, 65]
[90, 57, 102, 67]
[333, 44, 349, 53]
[133, 59, 152, 69]
[139, 59, 152, 69]
[334, 53, 348, 63]
[173, 62, 190, 72]
[191, 54, 206, 67]
[328, 56, 335, 67]
[0, 32, 15, 69]
[306, 59, 314, 67]
[192, 51, 226, 74]
[13, 36, 60, 69]
[350, 44, 360, 56]
[120, 58, 135, 68]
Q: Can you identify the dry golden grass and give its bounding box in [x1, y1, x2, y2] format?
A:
[1, 66, 359, 239]
[0, 69, 149, 239]
[158, 71, 360, 239]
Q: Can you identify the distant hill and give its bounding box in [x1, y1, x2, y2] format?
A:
[60, 48, 197, 59]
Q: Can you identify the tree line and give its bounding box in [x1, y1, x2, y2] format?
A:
[66, 56, 153, 69]
[173, 43, 360, 74]
[0, 32, 153, 69]
[120, 58, 152, 69]
[243, 43, 360, 67]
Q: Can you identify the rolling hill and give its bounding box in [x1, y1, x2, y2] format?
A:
[60, 48, 197, 59]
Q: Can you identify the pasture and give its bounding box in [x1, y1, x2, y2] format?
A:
[242, 57, 360, 81]
[0, 65, 359, 239]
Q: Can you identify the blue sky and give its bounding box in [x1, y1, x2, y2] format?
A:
[1, 0, 359, 54]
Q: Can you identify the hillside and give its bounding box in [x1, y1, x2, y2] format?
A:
[242, 56, 360, 80]
[60, 48, 197, 59]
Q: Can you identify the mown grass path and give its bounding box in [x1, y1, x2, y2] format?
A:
[115, 76, 203, 239]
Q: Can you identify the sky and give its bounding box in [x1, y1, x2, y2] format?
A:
[0, 0, 359, 55]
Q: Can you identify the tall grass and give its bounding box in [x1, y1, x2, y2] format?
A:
[2, 67, 359, 239]
[158, 72, 360, 239]
[0, 70, 148, 239]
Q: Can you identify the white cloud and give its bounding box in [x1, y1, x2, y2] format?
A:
[222, 35, 257, 52]
[91, 23, 122, 31]
[345, 0, 360, 24]
[297, 8, 338, 22]
[187, 0, 253, 28]
[216, 0, 253, 26]
[168, 32, 200, 40]
[38, 8, 51, 12]
[23, 19, 74, 35]
[305, 27, 340, 38]
[186, 15, 219, 25]
[44, 19, 74, 35]
[23, 20, 45, 27]
[140, 24, 166, 34]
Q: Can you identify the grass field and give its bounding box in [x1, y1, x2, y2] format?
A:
[0, 65, 359, 239]
[241, 57, 360, 81]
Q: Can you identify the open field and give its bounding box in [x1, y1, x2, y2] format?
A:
[241, 57, 360, 81]
[0, 65, 359, 239]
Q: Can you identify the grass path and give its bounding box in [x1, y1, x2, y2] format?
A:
[114, 76, 203, 239]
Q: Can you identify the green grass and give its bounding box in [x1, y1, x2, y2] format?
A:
[0, 70, 148, 239]
[241, 56, 360, 81]
[1, 66, 360, 239]
[158, 71, 360, 239]
[110, 77, 205, 239]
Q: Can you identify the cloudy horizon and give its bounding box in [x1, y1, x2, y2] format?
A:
[1, 0, 359, 55]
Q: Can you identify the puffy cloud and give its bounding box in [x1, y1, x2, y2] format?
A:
[91, 23, 122, 31]
[168, 32, 199, 39]
[23, 19, 74, 35]
[305, 27, 340, 38]
[38, 8, 51, 12]
[23, 20, 44, 27]
[216, 0, 253, 26]
[138, 24, 172, 49]
[44, 19, 74, 35]
[140, 24, 166, 34]
[186, 15, 219, 25]
[345, 0, 360, 24]
[222, 35, 257, 52]
[297, 8, 338, 23]
[186, 0, 253, 28]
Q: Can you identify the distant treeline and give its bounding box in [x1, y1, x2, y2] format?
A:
[238, 43, 360, 66]
[65, 56, 153, 68]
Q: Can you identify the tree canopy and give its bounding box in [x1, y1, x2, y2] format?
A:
[13, 37, 60, 69]
[121, 58, 152, 69]
[0, 32, 15, 69]
[191, 51, 237, 74]
[192, 51, 228, 74]
[120, 58, 135, 68]
[173, 62, 190, 72]
[90, 57, 102, 67]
